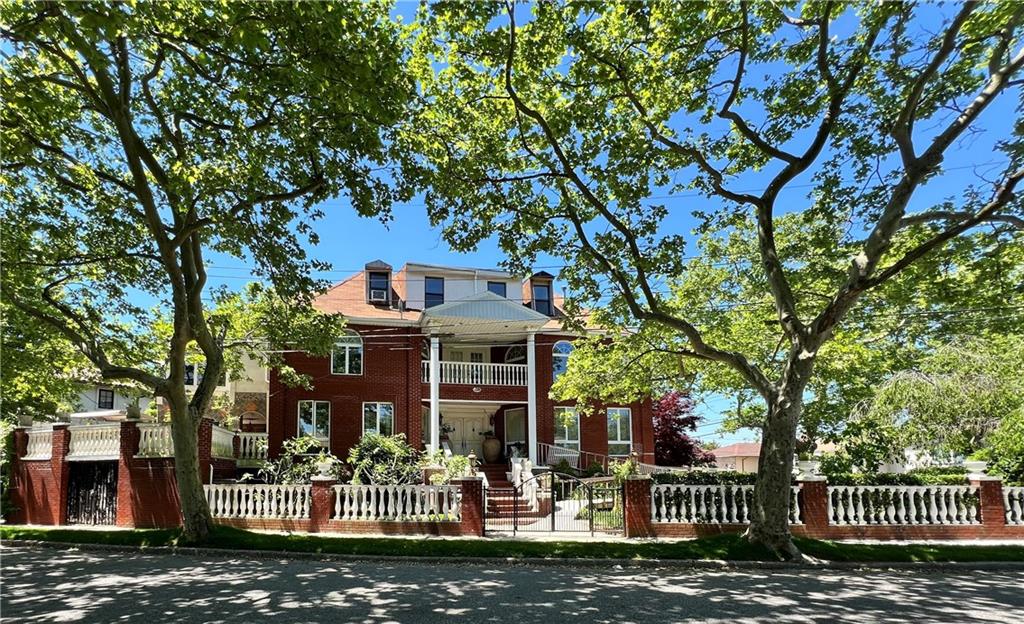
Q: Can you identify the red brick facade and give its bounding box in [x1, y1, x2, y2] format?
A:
[267, 325, 656, 464]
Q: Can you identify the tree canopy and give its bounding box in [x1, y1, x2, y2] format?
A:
[409, 0, 1024, 557]
[1, 0, 413, 541]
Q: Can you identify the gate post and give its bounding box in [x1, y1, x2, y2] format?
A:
[50, 424, 71, 526]
[309, 477, 336, 533]
[116, 421, 140, 527]
[454, 476, 485, 536]
[623, 475, 654, 538]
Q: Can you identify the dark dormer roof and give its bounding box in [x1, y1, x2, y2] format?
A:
[364, 259, 392, 271]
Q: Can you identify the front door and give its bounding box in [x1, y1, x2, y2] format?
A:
[449, 416, 486, 457]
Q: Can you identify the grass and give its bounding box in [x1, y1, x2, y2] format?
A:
[2, 525, 1022, 563]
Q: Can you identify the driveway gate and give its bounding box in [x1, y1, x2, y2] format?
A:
[66, 461, 118, 525]
[485, 471, 624, 535]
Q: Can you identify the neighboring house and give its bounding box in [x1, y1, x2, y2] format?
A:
[711, 442, 761, 473]
[183, 354, 269, 432]
[75, 383, 151, 414]
[264, 260, 655, 466]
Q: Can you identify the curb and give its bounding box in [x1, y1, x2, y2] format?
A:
[4, 539, 1024, 571]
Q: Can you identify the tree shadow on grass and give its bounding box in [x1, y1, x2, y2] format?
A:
[1, 546, 1022, 623]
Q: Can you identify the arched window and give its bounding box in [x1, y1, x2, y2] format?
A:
[331, 330, 363, 375]
[552, 340, 573, 381]
[505, 345, 526, 364]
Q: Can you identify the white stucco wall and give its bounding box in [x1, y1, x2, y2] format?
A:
[402, 266, 521, 310]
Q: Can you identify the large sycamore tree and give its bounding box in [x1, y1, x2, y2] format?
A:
[410, 0, 1024, 558]
[1, 1, 411, 542]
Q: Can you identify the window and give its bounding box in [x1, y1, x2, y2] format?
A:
[367, 271, 390, 303]
[184, 364, 196, 386]
[184, 364, 225, 387]
[363, 402, 394, 436]
[607, 407, 632, 456]
[298, 400, 330, 442]
[554, 407, 580, 450]
[487, 281, 507, 297]
[97, 388, 114, 410]
[504, 345, 526, 364]
[532, 283, 552, 315]
[331, 331, 363, 375]
[552, 340, 574, 381]
[425, 276, 445, 308]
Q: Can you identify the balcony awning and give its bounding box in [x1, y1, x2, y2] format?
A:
[420, 291, 550, 335]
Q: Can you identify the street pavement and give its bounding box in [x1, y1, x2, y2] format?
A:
[1, 545, 1022, 623]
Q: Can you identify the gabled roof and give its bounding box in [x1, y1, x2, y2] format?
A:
[711, 442, 762, 458]
[364, 259, 392, 270]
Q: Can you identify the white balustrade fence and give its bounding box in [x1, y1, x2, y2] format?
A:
[204, 484, 311, 519]
[238, 433, 268, 463]
[1003, 487, 1024, 525]
[652, 484, 803, 525]
[420, 360, 528, 386]
[23, 427, 53, 460]
[333, 484, 461, 521]
[136, 423, 173, 457]
[828, 485, 979, 525]
[67, 425, 121, 460]
[211, 425, 235, 459]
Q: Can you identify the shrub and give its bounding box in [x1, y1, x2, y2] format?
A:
[581, 462, 606, 478]
[426, 452, 470, 485]
[253, 435, 348, 485]
[825, 471, 967, 486]
[975, 409, 1024, 486]
[348, 433, 422, 485]
[651, 470, 757, 485]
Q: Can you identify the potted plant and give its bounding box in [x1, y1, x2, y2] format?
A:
[480, 430, 501, 464]
[795, 452, 820, 476]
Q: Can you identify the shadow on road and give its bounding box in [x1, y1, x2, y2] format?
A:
[1, 546, 1021, 623]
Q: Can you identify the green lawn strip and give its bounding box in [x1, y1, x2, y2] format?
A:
[3, 526, 1022, 563]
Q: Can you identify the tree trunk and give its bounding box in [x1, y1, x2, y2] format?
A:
[746, 352, 814, 560]
[168, 397, 213, 543]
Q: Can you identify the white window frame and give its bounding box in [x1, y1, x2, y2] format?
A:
[553, 406, 580, 451]
[362, 402, 395, 436]
[607, 407, 632, 457]
[331, 330, 363, 376]
[297, 400, 331, 443]
[504, 345, 526, 364]
[552, 340, 573, 382]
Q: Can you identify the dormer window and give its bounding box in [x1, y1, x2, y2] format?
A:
[532, 283, 553, 315]
[368, 271, 390, 304]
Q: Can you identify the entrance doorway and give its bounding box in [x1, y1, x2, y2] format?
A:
[446, 415, 487, 457]
[504, 407, 526, 457]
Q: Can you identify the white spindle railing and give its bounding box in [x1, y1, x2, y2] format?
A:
[1003, 487, 1024, 525]
[211, 425, 235, 459]
[23, 427, 53, 460]
[136, 423, 173, 457]
[204, 484, 311, 519]
[238, 433, 268, 463]
[67, 425, 121, 460]
[333, 484, 461, 521]
[652, 484, 803, 525]
[421, 360, 528, 386]
[828, 485, 980, 525]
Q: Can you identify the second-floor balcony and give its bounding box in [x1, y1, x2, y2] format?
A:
[421, 360, 528, 386]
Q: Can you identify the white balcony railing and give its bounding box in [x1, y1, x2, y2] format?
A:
[67, 425, 121, 460]
[420, 360, 528, 386]
[137, 423, 173, 457]
[23, 427, 54, 460]
[238, 433, 268, 464]
[211, 425, 235, 459]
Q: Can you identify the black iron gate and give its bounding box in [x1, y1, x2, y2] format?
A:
[485, 470, 624, 535]
[66, 461, 118, 525]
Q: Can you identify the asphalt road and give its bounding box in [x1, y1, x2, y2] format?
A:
[2, 546, 1023, 623]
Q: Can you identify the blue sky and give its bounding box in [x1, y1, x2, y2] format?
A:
[201, 2, 1019, 447]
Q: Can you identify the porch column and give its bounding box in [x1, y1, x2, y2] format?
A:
[429, 335, 441, 454]
[526, 331, 538, 463]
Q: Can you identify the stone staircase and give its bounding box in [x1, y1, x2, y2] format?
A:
[480, 463, 548, 519]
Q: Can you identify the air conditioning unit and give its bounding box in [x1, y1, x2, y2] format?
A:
[369, 289, 388, 303]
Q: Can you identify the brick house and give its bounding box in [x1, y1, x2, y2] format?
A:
[264, 260, 655, 467]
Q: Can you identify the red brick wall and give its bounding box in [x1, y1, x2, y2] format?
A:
[267, 327, 655, 463]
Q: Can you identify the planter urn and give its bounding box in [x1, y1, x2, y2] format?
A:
[482, 436, 502, 464]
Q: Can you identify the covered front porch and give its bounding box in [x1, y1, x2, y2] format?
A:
[420, 291, 549, 462]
